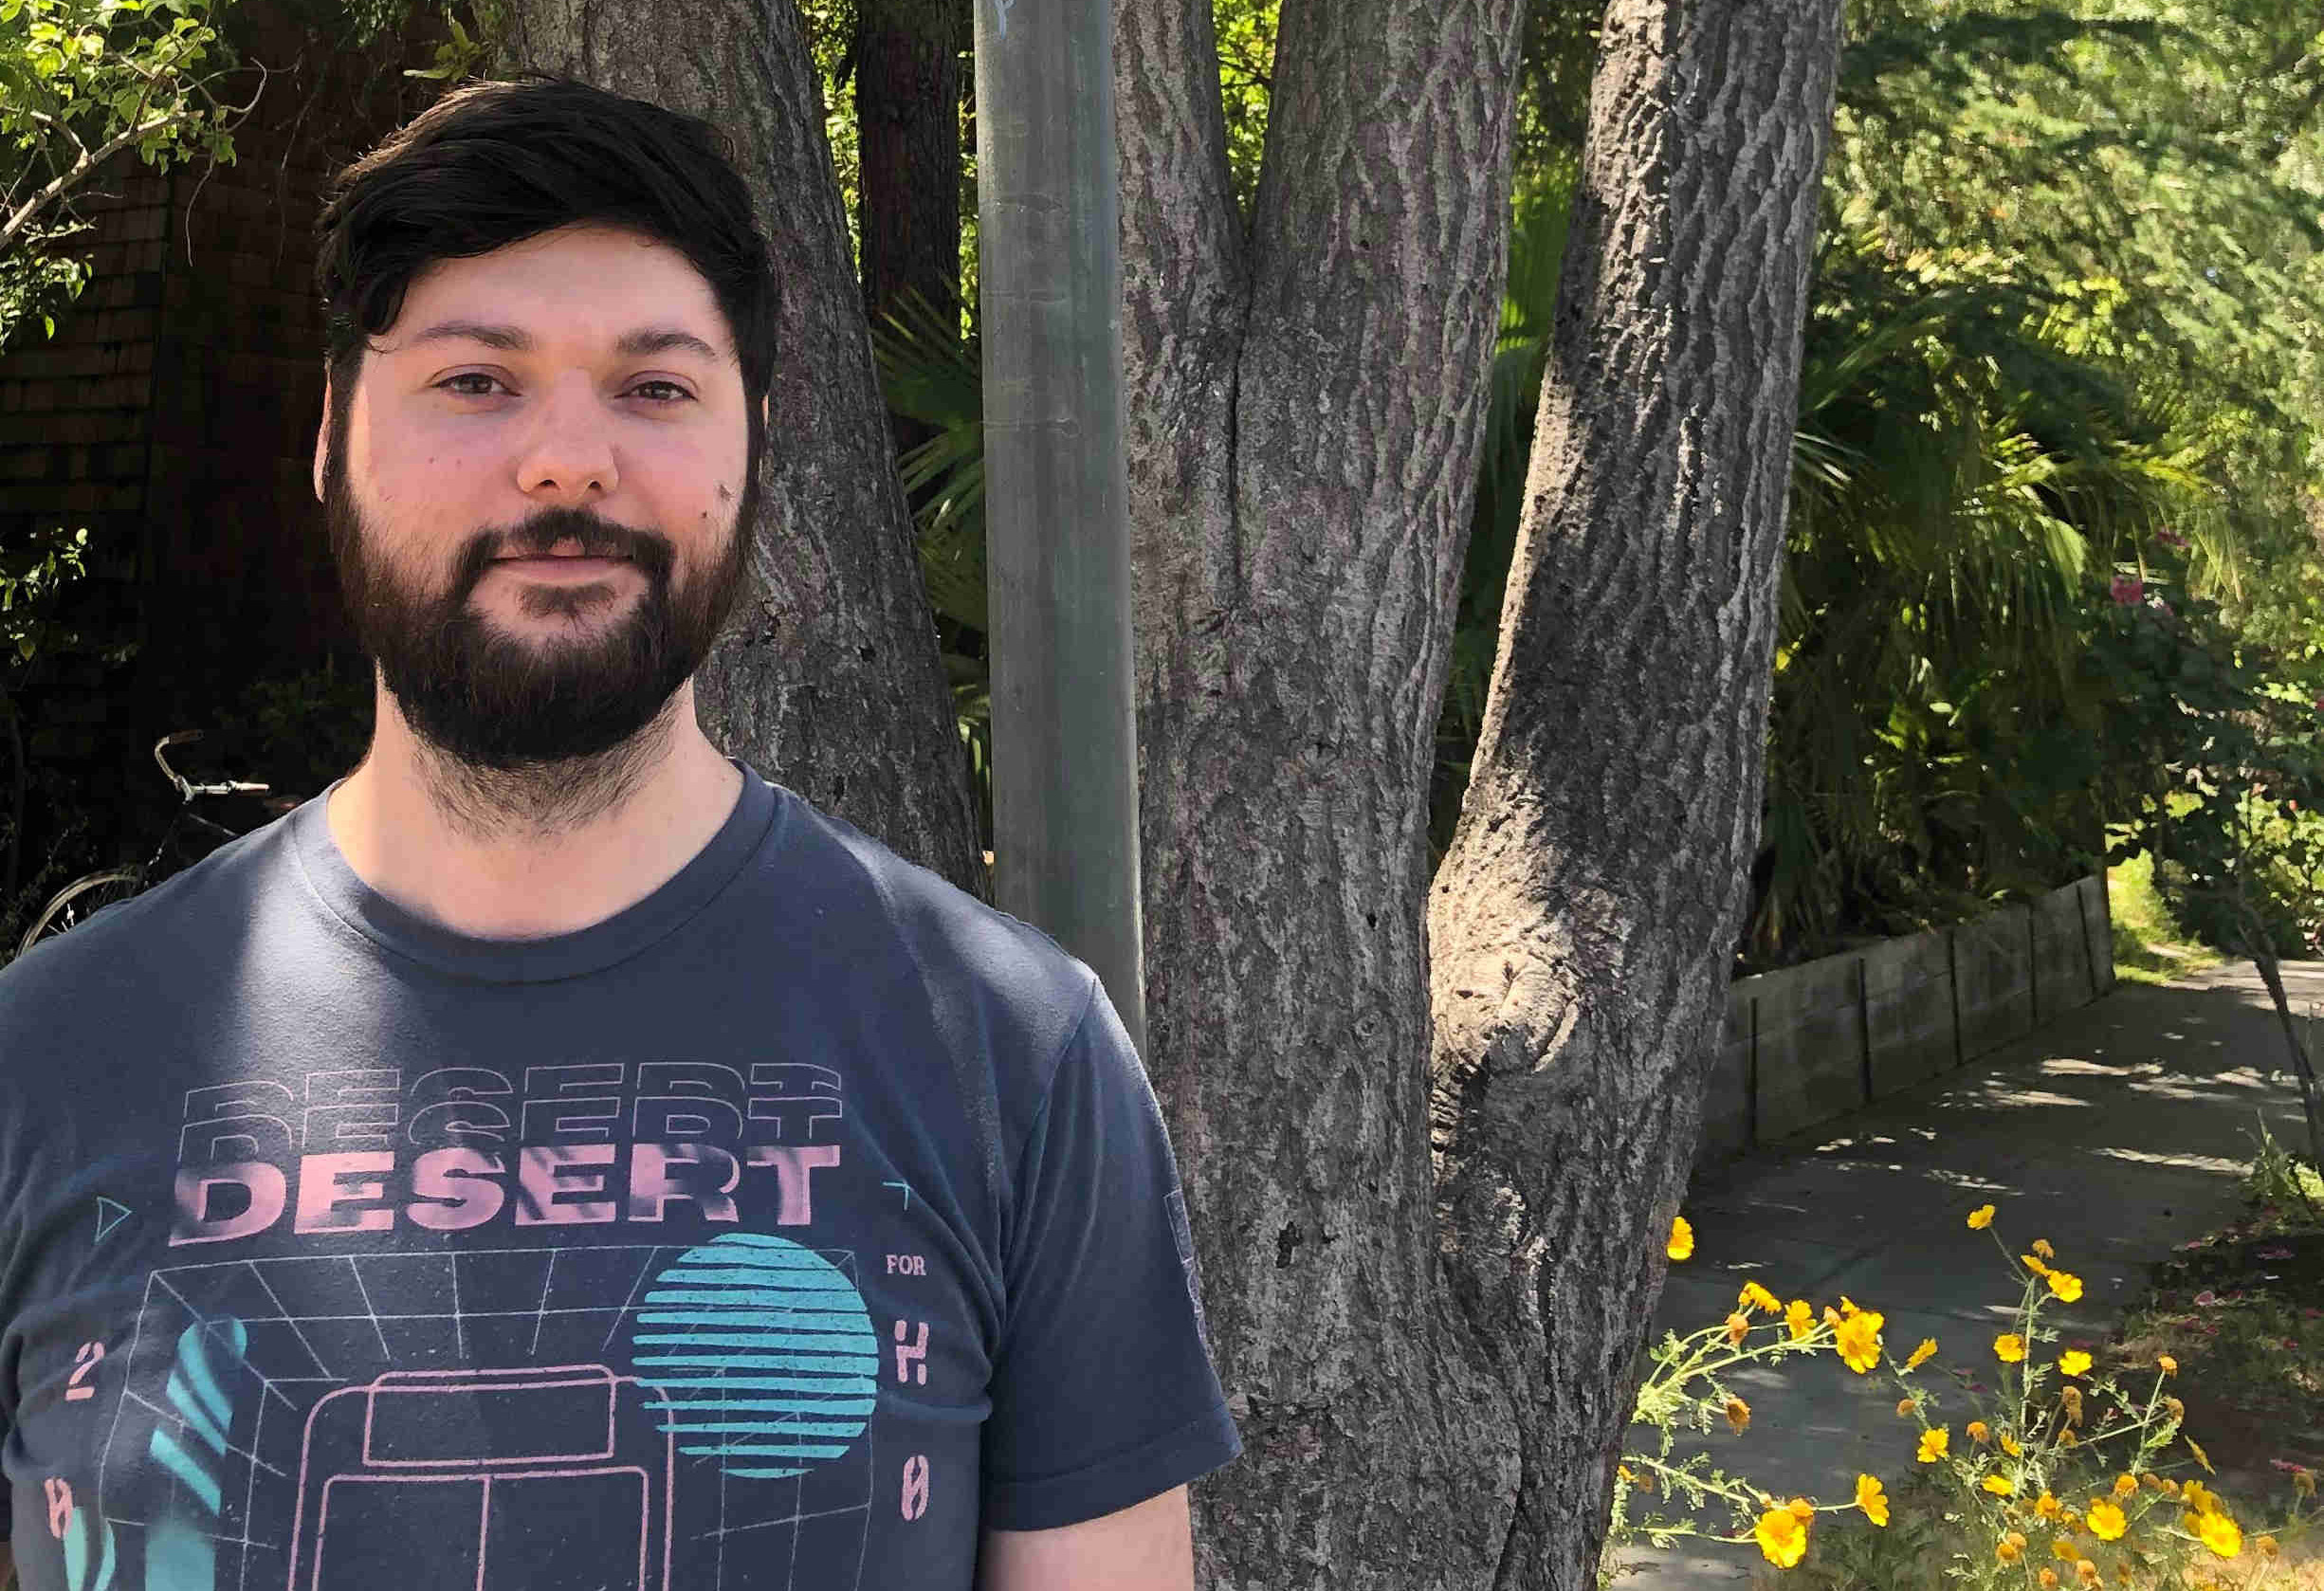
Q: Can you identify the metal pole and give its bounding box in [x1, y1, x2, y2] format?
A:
[971, 0, 1146, 1053]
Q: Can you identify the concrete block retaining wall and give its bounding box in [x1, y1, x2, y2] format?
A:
[1703, 875, 2114, 1160]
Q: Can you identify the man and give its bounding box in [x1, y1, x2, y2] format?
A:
[0, 75, 1237, 1590]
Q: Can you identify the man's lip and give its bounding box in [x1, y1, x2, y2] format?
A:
[496, 551, 631, 560]
[489, 554, 636, 580]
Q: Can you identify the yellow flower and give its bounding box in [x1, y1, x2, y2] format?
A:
[2077, 1560, 2101, 1587]
[2034, 1491, 2061, 1520]
[1784, 1299, 1814, 1342]
[1997, 1531, 2027, 1564]
[1984, 1474, 2016, 1496]
[1754, 1507, 1808, 1568]
[2059, 1508, 2079, 1528]
[2047, 1271, 2084, 1303]
[2032, 1238, 2056, 1259]
[1896, 1398, 1917, 1418]
[1834, 1309, 1885, 1374]
[1668, 1216, 1693, 1260]
[2051, 1537, 2077, 1560]
[1968, 1204, 1995, 1230]
[1905, 1337, 1937, 1370]
[2086, 1500, 2127, 1541]
[2114, 1473, 2139, 1499]
[1740, 1281, 1781, 1314]
[2196, 1509, 2242, 1559]
[1725, 1312, 1752, 1346]
[1967, 1420, 1991, 1444]
[1787, 1497, 1815, 1520]
[2158, 1354, 2177, 1375]
[1855, 1474, 1888, 1527]
[2059, 1349, 2092, 1377]
[2187, 1436, 2213, 1473]
[1726, 1396, 1751, 1435]
[1917, 1427, 1949, 1463]
[2039, 1570, 2059, 1590]
[2182, 1481, 2215, 1516]
[1995, 1333, 2026, 1363]
[2001, 1434, 2023, 1457]
[1618, 1465, 1636, 1483]
[2022, 1253, 2052, 1276]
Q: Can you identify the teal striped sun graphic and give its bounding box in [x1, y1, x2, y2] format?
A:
[622, 1232, 881, 1479]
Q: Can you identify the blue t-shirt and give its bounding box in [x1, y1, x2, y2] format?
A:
[0, 763, 1238, 1590]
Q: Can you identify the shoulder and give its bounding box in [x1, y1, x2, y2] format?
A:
[766, 788, 1103, 1078]
[0, 812, 299, 1038]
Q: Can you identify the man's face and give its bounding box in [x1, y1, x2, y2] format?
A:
[315, 221, 764, 771]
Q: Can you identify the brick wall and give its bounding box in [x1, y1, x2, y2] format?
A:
[0, 0, 444, 846]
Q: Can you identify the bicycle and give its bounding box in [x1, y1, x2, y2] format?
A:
[13, 731, 278, 960]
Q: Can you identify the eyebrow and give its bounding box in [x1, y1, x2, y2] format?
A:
[399, 320, 727, 364]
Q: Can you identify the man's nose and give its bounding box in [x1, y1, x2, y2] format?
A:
[514, 373, 619, 503]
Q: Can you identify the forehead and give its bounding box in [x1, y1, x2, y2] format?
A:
[385, 222, 732, 361]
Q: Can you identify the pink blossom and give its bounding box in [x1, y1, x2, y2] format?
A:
[2158, 527, 2188, 549]
[2111, 575, 2145, 604]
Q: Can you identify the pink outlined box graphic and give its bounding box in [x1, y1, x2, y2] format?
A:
[284, 1364, 672, 1591]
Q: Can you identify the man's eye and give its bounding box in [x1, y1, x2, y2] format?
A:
[436, 375, 693, 403]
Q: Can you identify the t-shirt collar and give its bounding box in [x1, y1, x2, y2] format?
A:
[288, 756, 782, 983]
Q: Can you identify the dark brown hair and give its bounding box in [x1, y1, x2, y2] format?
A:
[313, 73, 776, 414]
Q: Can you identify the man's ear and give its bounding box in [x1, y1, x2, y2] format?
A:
[313, 371, 331, 503]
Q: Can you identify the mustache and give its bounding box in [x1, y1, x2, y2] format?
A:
[447, 509, 678, 598]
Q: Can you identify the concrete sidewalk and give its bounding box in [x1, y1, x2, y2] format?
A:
[1618, 961, 2324, 1589]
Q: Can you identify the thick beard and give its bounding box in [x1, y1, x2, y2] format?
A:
[323, 407, 755, 839]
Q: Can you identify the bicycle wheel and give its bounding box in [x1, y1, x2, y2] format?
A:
[15, 869, 144, 960]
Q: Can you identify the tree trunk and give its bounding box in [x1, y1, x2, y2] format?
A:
[1426, 1, 1843, 1586]
[499, 0, 986, 894]
[854, 0, 963, 335]
[1116, 0, 1528, 1582]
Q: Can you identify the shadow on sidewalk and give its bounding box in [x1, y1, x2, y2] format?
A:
[1616, 963, 2319, 1591]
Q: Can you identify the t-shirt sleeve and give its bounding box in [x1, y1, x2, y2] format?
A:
[979, 975, 1242, 1531]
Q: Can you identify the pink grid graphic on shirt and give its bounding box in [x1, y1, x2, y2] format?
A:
[98, 1245, 880, 1591]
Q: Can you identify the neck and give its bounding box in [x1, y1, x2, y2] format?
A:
[326, 677, 746, 939]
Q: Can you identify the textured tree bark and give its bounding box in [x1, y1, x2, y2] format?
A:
[1426, 1, 1843, 1587]
[1115, 0, 1529, 1582]
[499, 0, 986, 894]
[854, 0, 964, 334]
